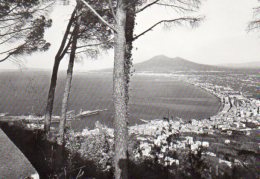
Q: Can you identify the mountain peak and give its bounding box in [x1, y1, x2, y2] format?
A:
[149, 54, 170, 60]
[134, 55, 214, 72]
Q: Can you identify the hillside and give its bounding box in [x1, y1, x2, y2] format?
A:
[133, 55, 259, 73]
[133, 55, 220, 73]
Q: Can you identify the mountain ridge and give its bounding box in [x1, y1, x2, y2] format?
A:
[133, 55, 220, 73]
[133, 55, 259, 73]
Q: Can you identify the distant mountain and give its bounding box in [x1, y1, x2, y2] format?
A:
[101, 55, 259, 73]
[218, 61, 260, 69]
[133, 55, 220, 73]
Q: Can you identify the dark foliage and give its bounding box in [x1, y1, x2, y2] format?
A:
[0, 0, 53, 62]
[0, 122, 113, 179]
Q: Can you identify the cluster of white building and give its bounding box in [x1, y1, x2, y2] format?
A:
[128, 78, 259, 167]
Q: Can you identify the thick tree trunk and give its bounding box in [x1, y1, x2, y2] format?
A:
[58, 8, 80, 146]
[113, 0, 128, 178]
[44, 8, 76, 136]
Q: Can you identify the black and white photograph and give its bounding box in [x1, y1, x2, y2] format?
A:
[0, 0, 259, 178]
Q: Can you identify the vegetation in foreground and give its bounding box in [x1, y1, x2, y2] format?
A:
[0, 117, 258, 179]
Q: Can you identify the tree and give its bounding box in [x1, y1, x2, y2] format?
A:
[248, 0, 260, 31]
[112, 1, 128, 178]
[43, 0, 114, 137]
[80, 0, 202, 178]
[0, 0, 54, 63]
[57, 3, 81, 146]
[66, 0, 203, 178]
[57, 0, 113, 145]
[44, 7, 77, 137]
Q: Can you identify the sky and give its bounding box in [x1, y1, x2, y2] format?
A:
[0, 0, 259, 71]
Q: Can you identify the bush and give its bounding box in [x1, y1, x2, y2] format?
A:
[75, 122, 114, 172]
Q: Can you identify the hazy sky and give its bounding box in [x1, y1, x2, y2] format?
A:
[1, 0, 259, 71]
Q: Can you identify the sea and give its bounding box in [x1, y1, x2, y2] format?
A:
[0, 70, 221, 130]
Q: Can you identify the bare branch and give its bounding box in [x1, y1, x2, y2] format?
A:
[78, 0, 117, 32]
[133, 17, 202, 41]
[176, 0, 198, 7]
[0, 21, 18, 29]
[0, 34, 17, 45]
[155, 3, 195, 12]
[0, 27, 32, 37]
[0, 16, 23, 22]
[0, 53, 12, 63]
[136, 0, 160, 14]
[0, 46, 18, 55]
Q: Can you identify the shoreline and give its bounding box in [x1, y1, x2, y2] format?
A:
[184, 80, 224, 119]
[189, 82, 225, 116]
[0, 73, 221, 127]
[0, 73, 259, 132]
[134, 73, 225, 121]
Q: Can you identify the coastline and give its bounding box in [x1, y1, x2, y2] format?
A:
[127, 73, 259, 135]
[1, 72, 258, 131]
[0, 72, 220, 127]
[184, 80, 224, 118]
[134, 72, 225, 120]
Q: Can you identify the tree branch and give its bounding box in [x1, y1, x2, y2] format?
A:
[76, 37, 114, 49]
[136, 0, 160, 14]
[0, 46, 18, 55]
[0, 5, 18, 18]
[78, 0, 117, 32]
[56, 7, 77, 59]
[0, 21, 18, 29]
[0, 16, 23, 22]
[59, 34, 74, 59]
[75, 48, 97, 55]
[7, 1, 55, 17]
[133, 17, 202, 41]
[0, 53, 12, 62]
[0, 27, 33, 37]
[155, 3, 195, 12]
[0, 34, 17, 45]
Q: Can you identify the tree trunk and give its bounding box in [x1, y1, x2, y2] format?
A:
[113, 0, 128, 178]
[44, 57, 61, 135]
[44, 8, 76, 136]
[124, 2, 136, 118]
[57, 54, 74, 146]
[58, 7, 80, 146]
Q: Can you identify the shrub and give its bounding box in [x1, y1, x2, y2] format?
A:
[76, 122, 114, 172]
